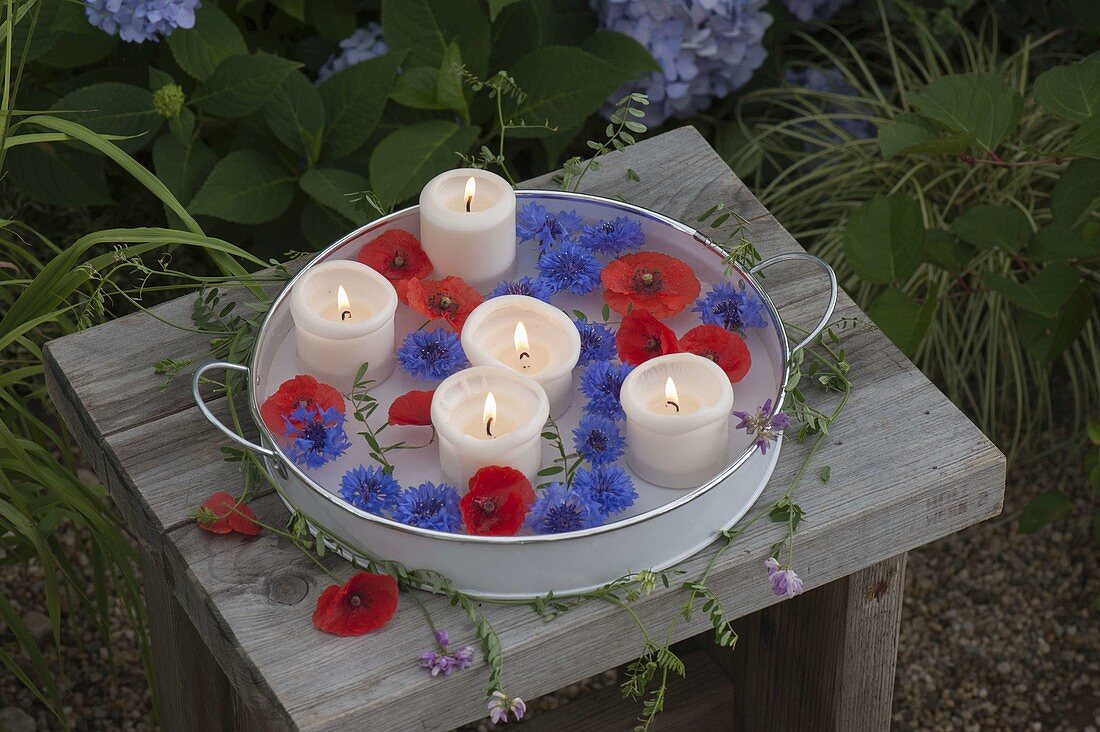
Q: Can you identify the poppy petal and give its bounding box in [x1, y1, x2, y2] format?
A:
[388, 389, 435, 426]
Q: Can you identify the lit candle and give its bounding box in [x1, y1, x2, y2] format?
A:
[461, 295, 581, 417]
[419, 168, 517, 288]
[431, 365, 549, 488]
[620, 353, 735, 489]
[289, 260, 398, 392]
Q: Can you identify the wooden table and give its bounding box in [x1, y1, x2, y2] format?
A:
[44, 128, 1005, 731]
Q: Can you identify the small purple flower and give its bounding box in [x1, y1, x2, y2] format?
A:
[526, 483, 602, 534]
[732, 398, 790, 454]
[283, 405, 351, 469]
[85, 0, 199, 43]
[487, 690, 526, 724]
[516, 202, 584, 250]
[397, 328, 467, 381]
[339, 465, 401, 515]
[693, 281, 768, 333]
[572, 414, 626, 465]
[393, 482, 463, 532]
[580, 361, 633, 421]
[574, 464, 637, 516]
[488, 276, 555, 303]
[765, 557, 805, 598]
[536, 241, 603, 295]
[317, 23, 389, 82]
[579, 216, 644, 257]
[418, 628, 476, 677]
[575, 319, 617, 365]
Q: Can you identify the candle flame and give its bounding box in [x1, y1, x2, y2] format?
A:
[514, 321, 529, 361]
[483, 391, 497, 437]
[337, 285, 351, 320]
[665, 377, 680, 412]
[464, 176, 476, 212]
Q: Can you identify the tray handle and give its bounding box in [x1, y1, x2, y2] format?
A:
[192, 361, 278, 461]
[750, 253, 838, 355]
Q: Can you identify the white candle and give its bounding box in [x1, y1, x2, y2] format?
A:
[461, 295, 581, 417]
[419, 168, 517, 288]
[620, 353, 735, 489]
[289, 260, 398, 393]
[431, 365, 549, 488]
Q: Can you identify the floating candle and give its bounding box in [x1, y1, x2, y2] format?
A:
[620, 353, 735, 489]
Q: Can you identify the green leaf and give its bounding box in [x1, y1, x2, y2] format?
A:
[305, 0, 357, 41]
[319, 52, 403, 160]
[52, 83, 163, 153]
[38, 27, 117, 69]
[581, 30, 660, 79]
[190, 150, 296, 224]
[1066, 116, 1100, 158]
[167, 3, 247, 81]
[4, 145, 110, 206]
[923, 229, 973, 273]
[270, 0, 305, 19]
[877, 113, 975, 159]
[191, 53, 303, 118]
[1088, 420, 1100, 445]
[1033, 55, 1100, 123]
[436, 42, 469, 121]
[909, 73, 1022, 152]
[152, 134, 218, 208]
[953, 204, 1031, 253]
[982, 263, 1081, 318]
[263, 70, 325, 160]
[866, 287, 935, 359]
[368, 121, 479, 205]
[1051, 158, 1100, 230]
[1027, 222, 1100, 262]
[842, 194, 924, 284]
[1017, 491, 1072, 534]
[391, 67, 448, 110]
[382, 0, 491, 76]
[488, 0, 525, 20]
[299, 168, 373, 226]
[1017, 283, 1094, 362]
[301, 199, 354, 249]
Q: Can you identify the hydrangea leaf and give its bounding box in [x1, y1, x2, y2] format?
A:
[489, 0, 594, 72]
[842, 194, 924, 285]
[581, 30, 660, 79]
[909, 73, 1022, 152]
[166, 3, 247, 81]
[866, 287, 935, 359]
[1026, 223, 1100, 262]
[435, 42, 469, 121]
[263, 70, 325, 161]
[1017, 491, 1072, 534]
[4, 145, 111, 206]
[488, 0, 525, 21]
[952, 204, 1031, 253]
[382, 0, 490, 76]
[319, 51, 404, 161]
[922, 229, 973, 274]
[368, 121, 479, 206]
[190, 150, 296, 224]
[191, 53, 302, 118]
[877, 113, 974, 159]
[1033, 54, 1100, 123]
[1016, 283, 1094, 363]
[299, 168, 373, 226]
[152, 134, 218, 215]
[391, 67, 449, 111]
[1051, 158, 1100, 230]
[982, 263, 1082, 318]
[305, 0, 357, 41]
[301, 199, 355, 249]
[51, 83, 163, 153]
[1066, 116, 1100, 158]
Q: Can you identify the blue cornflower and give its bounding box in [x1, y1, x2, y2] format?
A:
[574, 319, 616, 365]
[573, 464, 637, 517]
[339, 465, 401, 515]
[580, 361, 633, 421]
[318, 22, 389, 82]
[397, 329, 467, 381]
[392, 482, 463, 532]
[536, 241, 603, 295]
[85, 0, 199, 43]
[693, 281, 768, 333]
[488, 276, 555, 303]
[579, 217, 644, 257]
[283, 405, 351, 469]
[516, 203, 584, 250]
[572, 414, 626, 465]
[525, 483, 602, 534]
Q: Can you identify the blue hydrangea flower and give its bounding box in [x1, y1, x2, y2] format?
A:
[572, 414, 626, 465]
[488, 276, 555, 303]
[525, 483, 602, 534]
[580, 361, 634, 421]
[339, 465, 401, 515]
[579, 217, 644, 257]
[693, 281, 768, 333]
[85, 0, 200, 43]
[574, 319, 617, 365]
[536, 241, 603, 295]
[784, 66, 876, 145]
[573, 464, 638, 517]
[781, 0, 854, 22]
[397, 329, 467, 381]
[283, 405, 351, 469]
[317, 23, 389, 82]
[516, 203, 584, 250]
[393, 481, 463, 532]
[594, 0, 773, 126]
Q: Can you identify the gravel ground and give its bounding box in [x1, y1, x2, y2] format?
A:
[1, 437, 1096, 730]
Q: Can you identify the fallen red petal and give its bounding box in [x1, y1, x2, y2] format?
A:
[388, 389, 435, 426]
[616, 309, 680, 365]
[461, 466, 535, 537]
[313, 571, 399, 636]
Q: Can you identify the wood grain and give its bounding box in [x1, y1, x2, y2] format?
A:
[42, 127, 1006, 731]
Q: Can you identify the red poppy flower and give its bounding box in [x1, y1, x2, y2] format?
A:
[678, 325, 752, 383]
[616, 309, 680, 365]
[313, 571, 398, 636]
[460, 466, 536, 537]
[357, 229, 433, 286]
[196, 492, 262, 536]
[601, 251, 700, 319]
[388, 389, 435, 426]
[405, 276, 483, 332]
[260, 375, 344, 438]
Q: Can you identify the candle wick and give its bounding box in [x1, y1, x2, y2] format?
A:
[518, 351, 530, 360]
[666, 400, 680, 413]
[485, 417, 494, 437]
[465, 197, 472, 213]
[340, 310, 352, 321]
